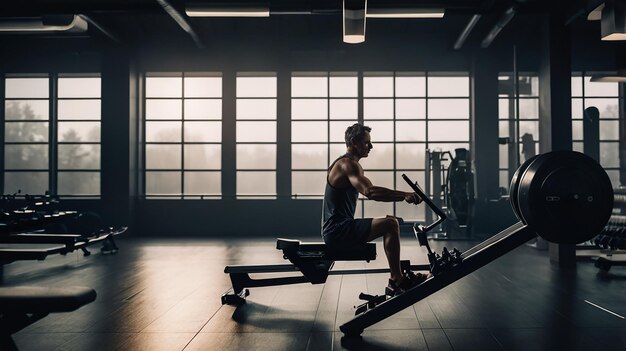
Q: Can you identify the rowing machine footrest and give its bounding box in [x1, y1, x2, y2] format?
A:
[414, 226, 429, 247]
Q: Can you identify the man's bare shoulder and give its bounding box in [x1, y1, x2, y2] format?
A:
[336, 157, 361, 175]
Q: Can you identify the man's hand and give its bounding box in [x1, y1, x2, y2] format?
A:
[404, 192, 423, 205]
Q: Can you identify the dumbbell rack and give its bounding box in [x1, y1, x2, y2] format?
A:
[592, 187, 626, 272]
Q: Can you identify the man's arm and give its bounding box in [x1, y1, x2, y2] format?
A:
[343, 160, 418, 203]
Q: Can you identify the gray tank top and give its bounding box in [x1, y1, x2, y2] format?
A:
[321, 154, 359, 235]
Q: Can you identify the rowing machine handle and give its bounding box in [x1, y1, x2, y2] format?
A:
[401, 174, 447, 233]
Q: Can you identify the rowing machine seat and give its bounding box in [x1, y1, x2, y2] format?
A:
[276, 238, 376, 261]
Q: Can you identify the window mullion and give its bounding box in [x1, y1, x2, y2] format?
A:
[181, 73, 185, 198]
[0, 73, 5, 194]
[50, 73, 58, 195]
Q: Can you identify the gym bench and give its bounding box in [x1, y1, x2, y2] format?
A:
[0, 226, 126, 257]
[0, 227, 127, 281]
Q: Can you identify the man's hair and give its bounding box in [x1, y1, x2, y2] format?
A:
[345, 123, 371, 147]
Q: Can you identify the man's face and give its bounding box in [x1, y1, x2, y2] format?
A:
[353, 132, 373, 158]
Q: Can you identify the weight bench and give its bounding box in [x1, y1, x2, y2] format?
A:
[0, 227, 127, 282]
[0, 227, 127, 256]
[222, 238, 429, 305]
[0, 286, 97, 350]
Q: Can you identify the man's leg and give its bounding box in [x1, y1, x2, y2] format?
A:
[367, 216, 402, 282]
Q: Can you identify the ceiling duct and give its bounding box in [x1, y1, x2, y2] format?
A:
[0, 15, 88, 32]
[480, 5, 516, 48]
[156, 0, 204, 48]
[453, 14, 481, 50]
[587, 3, 604, 21]
[78, 14, 120, 43]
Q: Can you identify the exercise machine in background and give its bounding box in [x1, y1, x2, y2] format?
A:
[589, 187, 626, 272]
[0, 194, 106, 350]
[424, 148, 474, 239]
[0, 191, 126, 281]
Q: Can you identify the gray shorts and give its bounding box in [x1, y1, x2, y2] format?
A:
[322, 218, 373, 247]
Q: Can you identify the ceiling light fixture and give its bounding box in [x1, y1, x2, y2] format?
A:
[367, 7, 444, 18]
[185, 3, 269, 17]
[343, 0, 366, 44]
[601, 0, 626, 41]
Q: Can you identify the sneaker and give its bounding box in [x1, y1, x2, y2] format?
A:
[385, 278, 405, 296]
[403, 270, 431, 287]
[385, 271, 433, 296]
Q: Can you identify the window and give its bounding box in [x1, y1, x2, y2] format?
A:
[3, 74, 101, 197]
[498, 74, 540, 190]
[290, 72, 471, 221]
[57, 76, 101, 196]
[4, 77, 50, 194]
[236, 74, 276, 198]
[144, 73, 222, 198]
[571, 74, 622, 187]
[361, 73, 470, 221]
[291, 72, 358, 200]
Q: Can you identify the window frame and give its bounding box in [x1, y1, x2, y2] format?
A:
[143, 72, 223, 199]
[2, 73, 102, 199]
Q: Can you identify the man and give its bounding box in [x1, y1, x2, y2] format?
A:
[321, 123, 429, 295]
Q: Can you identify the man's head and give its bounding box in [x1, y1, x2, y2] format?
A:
[345, 123, 373, 158]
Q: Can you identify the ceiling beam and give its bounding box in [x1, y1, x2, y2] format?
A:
[453, 14, 481, 50]
[481, 5, 516, 48]
[155, 0, 204, 49]
[78, 14, 121, 43]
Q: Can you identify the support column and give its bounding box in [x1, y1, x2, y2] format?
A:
[470, 52, 500, 236]
[101, 50, 139, 229]
[618, 46, 626, 187]
[276, 70, 291, 199]
[222, 71, 236, 200]
[537, 5, 574, 267]
[471, 52, 499, 201]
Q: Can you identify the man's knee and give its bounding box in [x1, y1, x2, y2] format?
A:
[384, 217, 400, 234]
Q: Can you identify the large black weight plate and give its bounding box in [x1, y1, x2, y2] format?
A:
[516, 151, 613, 244]
[509, 154, 540, 221]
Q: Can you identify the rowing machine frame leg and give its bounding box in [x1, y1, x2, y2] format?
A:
[221, 262, 431, 305]
[221, 267, 313, 305]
